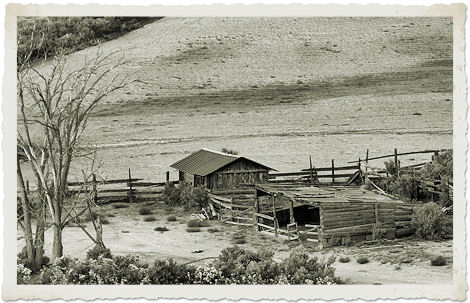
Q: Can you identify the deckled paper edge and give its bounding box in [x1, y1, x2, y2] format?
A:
[2, 3, 467, 301]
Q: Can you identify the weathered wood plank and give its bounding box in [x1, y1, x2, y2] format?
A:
[255, 212, 275, 221]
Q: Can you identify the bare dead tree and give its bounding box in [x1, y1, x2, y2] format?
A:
[17, 25, 135, 259]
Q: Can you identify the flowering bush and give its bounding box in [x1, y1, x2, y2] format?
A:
[193, 266, 224, 284]
[36, 246, 341, 285]
[147, 258, 194, 284]
[17, 263, 32, 284]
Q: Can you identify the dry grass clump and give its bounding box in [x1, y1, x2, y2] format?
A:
[231, 232, 246, 244]
[100, 218, 110, 225]
[154, 226, 169, 232]
[166, 215, 177, 222]
[186, 227, 201, 233]
[430, 256, 447, 266]
[356, 256, 370, 264]
[113, 203, 129, 209]
[143, 216, 157, 222]
[139, 207, 152, 215]
[187, 219, 210, 228]
[338, 256, 350, 263]
[207, 227, 220, 233]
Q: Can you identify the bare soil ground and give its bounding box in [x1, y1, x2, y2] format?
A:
[18, 200, 452, 285]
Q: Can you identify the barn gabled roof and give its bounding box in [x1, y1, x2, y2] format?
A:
[170, 148, 276, 176]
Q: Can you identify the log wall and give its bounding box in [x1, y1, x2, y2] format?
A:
[319, 201, 415, 247]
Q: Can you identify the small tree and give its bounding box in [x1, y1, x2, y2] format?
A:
[17, 22, 135, 260]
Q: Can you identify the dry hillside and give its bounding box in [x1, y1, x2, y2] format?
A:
[48, 17, 453, 115]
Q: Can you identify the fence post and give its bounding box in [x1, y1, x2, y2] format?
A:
[433, 151, 439, 162]
[128, 168, 134, 203]
[254, 197, 260, 231]
[26, 180, 30, 194]
[92, 174, 97, 205]
[272, 195, 278, 237]
[230, 194, 234, 221]
[374, 201, 379, 225]
[331, 159, 335, 184]
[309, 156, 314, 183]
[397, 160, 401, 177]
[166, 171, 170, 183]
[394, 148, 398, 168]
[365, 149, 369, 174]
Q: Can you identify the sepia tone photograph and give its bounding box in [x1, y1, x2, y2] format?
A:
[5, 2, 467, 301]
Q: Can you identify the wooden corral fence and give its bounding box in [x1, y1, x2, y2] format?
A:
[208, 188, 255, 226]
[268, 157, 362, 185]
[67, 169, 177, 204]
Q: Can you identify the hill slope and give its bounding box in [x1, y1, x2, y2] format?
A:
[54, 17, 452, 114]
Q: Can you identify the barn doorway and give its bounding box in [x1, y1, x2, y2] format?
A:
[275, 205, 320, 227]
[293, 205, 320, 226]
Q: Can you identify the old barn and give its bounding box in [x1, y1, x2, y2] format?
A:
[170, 148, 276, 190]
[253, 182, 415, 246]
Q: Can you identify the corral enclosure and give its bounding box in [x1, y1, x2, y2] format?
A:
[254, 183, 415, 247]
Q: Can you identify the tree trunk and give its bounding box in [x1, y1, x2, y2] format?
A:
[17, 158, 34, 265]
[52, 223, 63, 260]
[33, 184, 46, 270]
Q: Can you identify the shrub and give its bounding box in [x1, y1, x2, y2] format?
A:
[430, 256, 447, 266]
[17, 247, 49, 272]
[40, 254, 151, 285]
[372, 224, 389, 240]
[39, 256, 75, 284]
[186, 227, 201, 233]
[87, 245, 112, 260]
[101, 218, 110, 224]
[356, 256, 369, 264]
[187, 219, 209, 228]
[162, 182, 209, 210]
[213, 246, 280, 284]
[231, 233, 247, 244]
[138, 207, 152, 215]
[220, 147, 239, 155]
[166, 215, 177, 222]
[143, 216, 157, 222]
[148, 259, 195, 284]
[279, 247, 340, 284]
[113, 203, 129, 209]
[388, 174, 419, 200]
[154, 226, 169, 232]
[83, 211, 99, 222]
[412, 202, 446, 239]
[162, 182, 181, 206]
[207, 227, 220, 233]
[17, 263, 32, 284]
[188, 186, 209, 210]
[338, 257, 350, 263]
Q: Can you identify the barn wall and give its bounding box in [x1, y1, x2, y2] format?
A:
[208, 158, 269, 190]
[319, 202, 415, 247]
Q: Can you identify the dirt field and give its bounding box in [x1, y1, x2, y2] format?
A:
[18, 200, 453, 285]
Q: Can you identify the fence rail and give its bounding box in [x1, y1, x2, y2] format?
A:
[66, 169, 177, 205]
